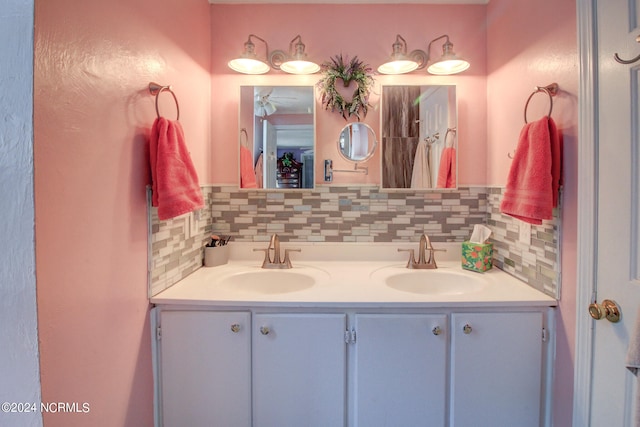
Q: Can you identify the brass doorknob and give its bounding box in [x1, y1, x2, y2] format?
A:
[588, 299, 621, 323]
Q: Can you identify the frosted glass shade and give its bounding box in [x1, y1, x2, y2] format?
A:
[228, 58, 270, 74]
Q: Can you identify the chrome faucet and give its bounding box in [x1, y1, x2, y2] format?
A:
[398, 234, 446, 269]
[254, 234, 301, 269]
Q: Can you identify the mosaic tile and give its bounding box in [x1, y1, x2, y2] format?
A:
[149, 185, 561, 299]
[486, 188, 560, 298]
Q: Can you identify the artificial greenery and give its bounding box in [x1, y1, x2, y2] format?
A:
[316, 54, 374, 121]
[280, 152, 295, 167]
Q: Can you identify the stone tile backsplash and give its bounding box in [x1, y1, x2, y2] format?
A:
[486, 187, 560, 297]
[149, 185, 560, 298]
[148, 187, 214, 296]
[210, 186, 487, 243]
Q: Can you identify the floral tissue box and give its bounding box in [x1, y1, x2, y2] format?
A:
[461, 241, 493, 272]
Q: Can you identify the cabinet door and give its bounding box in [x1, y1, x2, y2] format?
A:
[253, 313, 347, 427]
[353, 314, 448, 427]
[159, 310, 251, 427]
[451, 312, 543, 427]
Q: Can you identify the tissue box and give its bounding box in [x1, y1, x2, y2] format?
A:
[461, 241, 493, 272]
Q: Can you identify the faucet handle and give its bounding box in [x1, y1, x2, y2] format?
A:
[253, 248, 271, 268]
[425, 244, 446, 268]
[398, 248, 416, 268]
[283, 248, 301, 268]
[428, 244, 447, 257]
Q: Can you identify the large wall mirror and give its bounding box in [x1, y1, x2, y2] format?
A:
[381, 85, 457, 189]
[239, 86, 315, 189]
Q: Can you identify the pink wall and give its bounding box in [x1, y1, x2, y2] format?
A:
[209, 4, 487, 186]
[31, 0, 578, 424]
[33, 0, 211, 425]
[486, 0, 578, 424]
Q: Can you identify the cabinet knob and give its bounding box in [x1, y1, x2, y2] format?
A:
[230, 324, 241, 333]
[432, 326, 442, 336]
[462, 324, 473, 334]
[260, 326, 270, 335]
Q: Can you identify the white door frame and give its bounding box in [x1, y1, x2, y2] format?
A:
[573, 0, 598, 424]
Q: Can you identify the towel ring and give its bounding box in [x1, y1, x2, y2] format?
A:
[240, 128, 249, 147]
[149, 82, 180, 121]
[444, 127, 457, 148]
[523, 83, 558, 124]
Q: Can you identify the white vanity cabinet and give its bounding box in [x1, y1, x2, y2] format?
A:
[252, 313, 347, 427]
[353, 313, 448, 427]
[153, 307, 551, 427]
[450, 312, 544, 427]
[156, 310, 251, 427]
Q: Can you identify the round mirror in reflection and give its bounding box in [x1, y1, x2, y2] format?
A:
[337, 123, 378, 163]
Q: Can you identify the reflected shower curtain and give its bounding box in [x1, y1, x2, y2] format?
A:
[381, 86, 422, 188]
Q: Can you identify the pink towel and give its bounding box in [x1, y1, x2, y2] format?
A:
[437, 147, 457, 188]
[500, 116, 562, 225]
[240, 146, 257, 188]
[150, 117, 204, 220]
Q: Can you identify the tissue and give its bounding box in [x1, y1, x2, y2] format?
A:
[462, 225, 493, 272]
[469, 224, 492, 243]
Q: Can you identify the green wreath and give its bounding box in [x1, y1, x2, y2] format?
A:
[317, 54, 374, 121]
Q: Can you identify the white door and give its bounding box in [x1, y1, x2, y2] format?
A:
[353, 314, 448, 427]
[583, 0, 640, 424]
[252, 313, 347, 427]
[419, 86, 449, 186]
[263, 121, 277, 188]
[159, 310, 251, 427]
[450, 312, 543, 427]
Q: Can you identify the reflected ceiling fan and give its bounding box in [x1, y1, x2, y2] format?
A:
[254, 87, 297, 117]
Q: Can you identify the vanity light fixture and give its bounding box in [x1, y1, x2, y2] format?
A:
[228, 34, 271, 74]
[377, 34, 469, 76]
[425, 34, 470, 75]
[278, 35, 321, 75]
[377, 35, 421, 75]
[228, 34, 319, 75]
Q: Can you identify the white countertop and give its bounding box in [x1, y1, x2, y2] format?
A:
[151, 242, 557, 309]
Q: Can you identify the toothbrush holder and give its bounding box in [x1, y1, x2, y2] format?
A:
[204, 245, 230, 267]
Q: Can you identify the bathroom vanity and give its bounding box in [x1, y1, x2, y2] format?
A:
[150, 243, 556, 427]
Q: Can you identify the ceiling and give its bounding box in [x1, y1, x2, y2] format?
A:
[209, 1, 488, 4]
[256, 86, 314, 115]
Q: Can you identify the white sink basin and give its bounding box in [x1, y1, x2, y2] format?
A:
[218, 270, 317, 294]
[378, 269, 486, 295]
